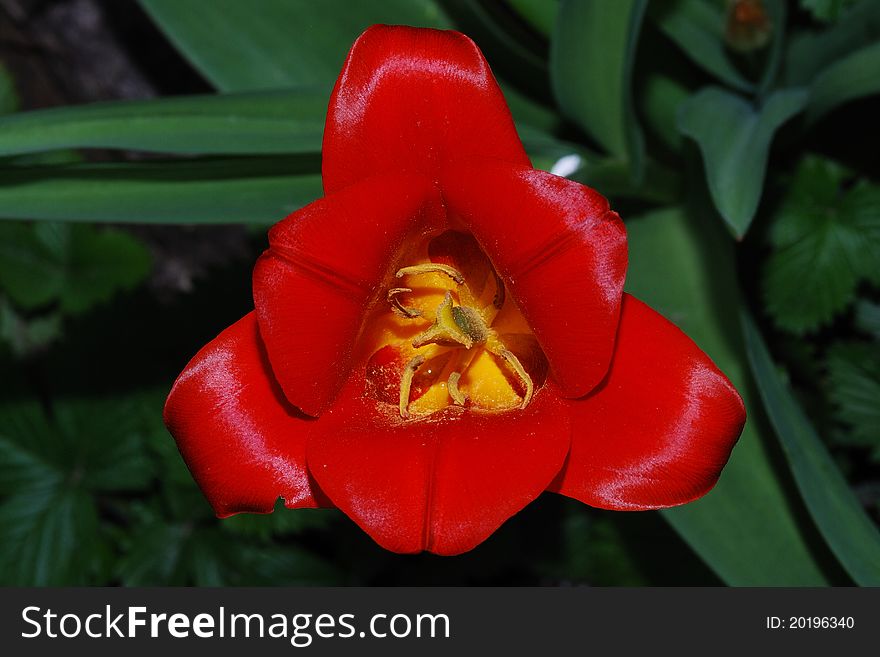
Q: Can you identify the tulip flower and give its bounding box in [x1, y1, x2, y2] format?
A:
[164, 25, 746, 555]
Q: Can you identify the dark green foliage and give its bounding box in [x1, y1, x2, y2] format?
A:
[827, 343, 880, 457]
[0, 222, 152, 314]
[762, 156, 880, 333]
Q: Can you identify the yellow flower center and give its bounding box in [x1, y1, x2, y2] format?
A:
[360, 231, 547, 419]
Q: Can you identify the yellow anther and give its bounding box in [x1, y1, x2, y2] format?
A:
[396, 263, 465, 285]
[447, 371, 466, 406]
[399, 354, 426, 419]
[387, 287, 421, 318]
[485, 336, 534, 409]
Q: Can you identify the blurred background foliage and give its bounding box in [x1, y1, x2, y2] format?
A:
[0, 0, 878, 586]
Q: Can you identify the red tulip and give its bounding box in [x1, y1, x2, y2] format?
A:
[164, 26, 746, 555]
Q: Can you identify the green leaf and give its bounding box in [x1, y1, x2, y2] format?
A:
[0, 63, 19, 115]
[506, 0, 558, 36]
[783, 1, 880, 85]
[0, 405, 63, 497]
[118, 515, 341, 586]
[806, 42, 880, 123]
[677, 87, 808, 237]
[116, 518, 190, 586]
[0, 397, 155, 495]
[651, 0, 754, 93]
[0, 90, 327, 158]
[550, 0, 646, 180]
[139, 0, 449, 91]
[0, 487, 102, 585]
[762, 155, 880, 333]
[801, 0, 859, 23]
[742, 314, 880, 585]
[0, 157, 323, 224]
[0, 300, 62, 357]
[0, 222, 151, 314]
[626, 205, 828, 585]
[827, 343, 880, 448]
[640, 75, 690, 153]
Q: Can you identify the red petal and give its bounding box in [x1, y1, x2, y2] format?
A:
[163, 313, 328, 516]
[322, 25, 529, 194]
[253, 173, 443, 416]
[307, 378, 570, 555]
[442, 161, 628, 398]
[549, 295, 746, 510]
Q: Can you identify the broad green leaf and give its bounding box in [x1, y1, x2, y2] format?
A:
[677, 87, 808, 237]
[139, 0, 449, 91]
[0, 90, 327, 157]
[626, 206, 828, 585]
[0, 64, 18, 115]
[827, 343, 880, 448]
[551, 0, 646, 180]
[742, 314, 880, 585]
[0, 404, 63, 497]
[0, 300, 62, 358]
[783, 0, 880, 85]
[762, 156, 880, 333]
[651, 0, 754, 93]
[0, 397, 154, 495]
[0, 222, 151, 314]
[506, 0, 558, 36]
[0, 487, 102, 585]
[0, 157, 323, 224]
[118, 516, 341, 586]
[806, 42, 880, 123]
[116, 519, 189, 586]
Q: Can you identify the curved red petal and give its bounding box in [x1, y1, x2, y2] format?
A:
[549, 294, 746, 510]
[307, 379, 570, 555]
[442, 161, 628, 398]
[322, 25, 529, 194]
[163, 313, 328, 516]
[253, 173, 443, 416]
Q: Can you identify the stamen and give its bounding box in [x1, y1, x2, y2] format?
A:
[387, 287, 421, 318]
[399, 354, 426, 419]
[485, 338, 534, 409]
[447, 371, 466, 406]
[396, 263, 465, 285]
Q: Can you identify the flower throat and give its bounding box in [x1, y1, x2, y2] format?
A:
[361, 231, 547, 419]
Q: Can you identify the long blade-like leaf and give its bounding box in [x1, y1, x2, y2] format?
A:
[0, 158, 322, 224]
[742, 311, 880, 586]
[0, 90, 327, 157]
